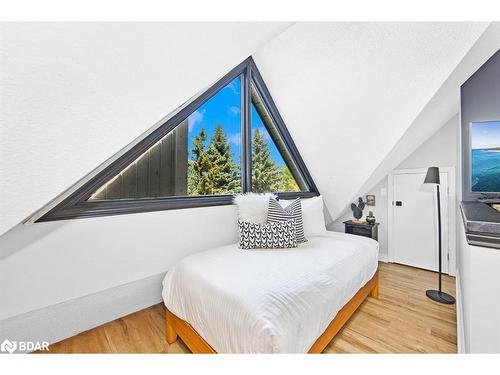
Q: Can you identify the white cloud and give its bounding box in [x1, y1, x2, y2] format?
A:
[228, 133, 241, 146]
[226, 81, 239, 95]
[228, 106, 240, 116]
[188, 109, 205, 132]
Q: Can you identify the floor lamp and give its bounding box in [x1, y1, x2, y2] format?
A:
[424, 166, 456, 305]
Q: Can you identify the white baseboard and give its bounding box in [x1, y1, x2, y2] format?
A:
[0, 272, 165, 353]
[378, 253, 389, 263]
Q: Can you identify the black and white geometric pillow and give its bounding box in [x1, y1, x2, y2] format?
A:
[267, 198, 307, 243]
[238, 220, 297, 249]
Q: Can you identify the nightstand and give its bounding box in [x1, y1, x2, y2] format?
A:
[343, 220, 379, 241]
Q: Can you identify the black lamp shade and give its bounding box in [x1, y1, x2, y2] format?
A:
[424, 166, 440, 185]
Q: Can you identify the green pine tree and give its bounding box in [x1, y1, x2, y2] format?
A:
[189, 126, 298, 195]
[188, 128, 212, 195]
[205, 124, 241, 194]
[280, 166, 300, 192]
[252, 128, 282, 193]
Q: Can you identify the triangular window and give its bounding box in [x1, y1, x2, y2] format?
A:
[39, 58, 318, 221]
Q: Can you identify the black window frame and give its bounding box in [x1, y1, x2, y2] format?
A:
[38, 57, 319, 222]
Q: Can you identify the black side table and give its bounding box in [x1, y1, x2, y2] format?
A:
[343, 220, 379, 241]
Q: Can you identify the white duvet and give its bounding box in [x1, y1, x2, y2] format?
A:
[162, 231, 378, 353]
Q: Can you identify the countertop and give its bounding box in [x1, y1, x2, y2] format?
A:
[461, 201, 500, 249]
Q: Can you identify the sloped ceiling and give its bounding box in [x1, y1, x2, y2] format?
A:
[354, 23, 500, 207]
[0, 22, 291, 236]
[253, 22, 489, 220]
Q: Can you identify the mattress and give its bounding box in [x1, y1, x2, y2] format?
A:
[162, 231, 379, 353]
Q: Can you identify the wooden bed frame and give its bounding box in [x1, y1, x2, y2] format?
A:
[165, 270, 379, 354]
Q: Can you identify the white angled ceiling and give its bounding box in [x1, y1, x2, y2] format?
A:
[0, 22, 291, 236]
[252, 22, 489, 219]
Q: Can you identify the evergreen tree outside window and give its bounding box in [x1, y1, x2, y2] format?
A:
[251, 126, 283, 193]
[250, 83, 305, 193]
[188, 124, 241, 195]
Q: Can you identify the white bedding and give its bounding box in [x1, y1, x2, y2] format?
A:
[162, 231, 378, 353]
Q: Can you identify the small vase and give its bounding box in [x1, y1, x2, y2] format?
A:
[366, 216, 376, 225]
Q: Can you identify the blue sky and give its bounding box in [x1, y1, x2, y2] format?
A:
[471, 121, 500, 149]
[187, 77, 286, 166]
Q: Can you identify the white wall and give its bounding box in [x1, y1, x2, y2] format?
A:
[397, 115, 459, 170]
[0, 205, 239, 320]
[458, 219, 471, 352]
[331, 115, 460, 262]
[253, 22, 488, 221]
[0, 22, 290, 236]
[458, 222, 500, 353]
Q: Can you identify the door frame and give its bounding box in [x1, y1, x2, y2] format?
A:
[388, 167, 456, 276]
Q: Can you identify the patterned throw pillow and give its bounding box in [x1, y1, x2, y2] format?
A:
[267, 198, 307, 243]
[238, 220, 297, 249]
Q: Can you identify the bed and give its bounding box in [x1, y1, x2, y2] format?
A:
[162, 231, 379, 353]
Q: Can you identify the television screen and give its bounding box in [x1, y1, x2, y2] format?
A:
[471, 121, 500, 192]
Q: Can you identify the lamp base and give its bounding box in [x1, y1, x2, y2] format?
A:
[426, 289, 456, 304]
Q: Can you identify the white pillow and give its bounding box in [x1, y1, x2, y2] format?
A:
[282, 196, 327, 237]
[233, 192, 277, 224]
[302, 196, 328, 237]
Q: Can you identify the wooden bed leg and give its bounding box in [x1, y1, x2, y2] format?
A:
[370, 273, 379, 299]
[166, 310, 178, 344]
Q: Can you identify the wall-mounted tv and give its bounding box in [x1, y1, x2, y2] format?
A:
[471, 121, 500, 192]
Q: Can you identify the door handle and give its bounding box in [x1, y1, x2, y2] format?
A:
[395, 201, 402, 206]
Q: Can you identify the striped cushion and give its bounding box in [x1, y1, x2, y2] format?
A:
[267, 197, 307, 243]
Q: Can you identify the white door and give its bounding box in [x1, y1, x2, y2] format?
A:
[390, 170, 450, 273]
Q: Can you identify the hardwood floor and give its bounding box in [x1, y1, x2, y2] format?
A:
[324, 263, 456, 353]
[40, 262, 457, 354]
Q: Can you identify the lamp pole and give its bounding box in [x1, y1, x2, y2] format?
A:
[436, 184, 442, 294]
[424, 167, 455, 305]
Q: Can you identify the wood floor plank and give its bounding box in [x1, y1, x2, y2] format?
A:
[39, 262, 457, 354]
